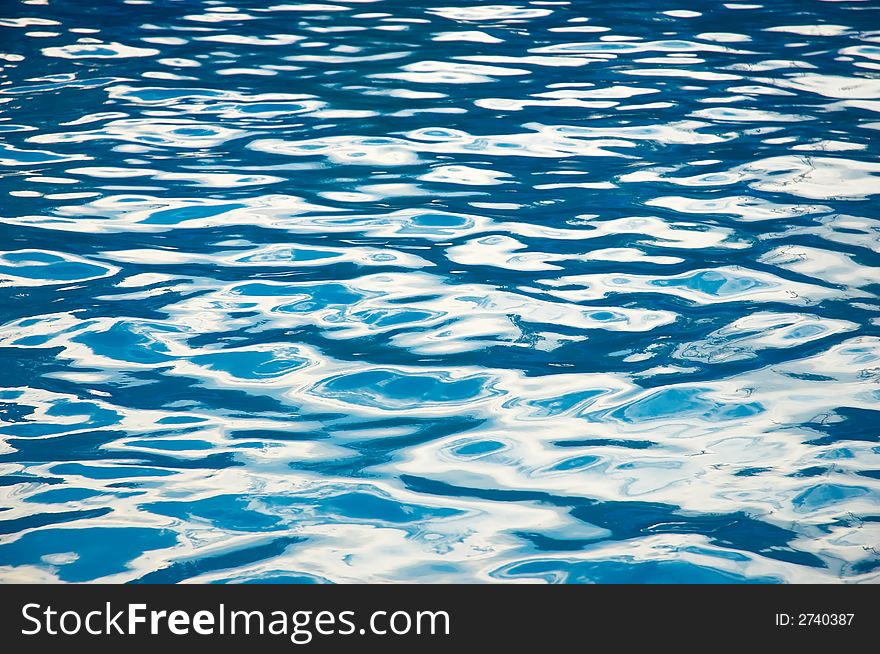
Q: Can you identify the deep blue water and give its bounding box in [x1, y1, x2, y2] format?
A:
[0, 0, 879, 584]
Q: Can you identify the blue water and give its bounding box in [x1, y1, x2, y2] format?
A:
[0, 0, 878, 584]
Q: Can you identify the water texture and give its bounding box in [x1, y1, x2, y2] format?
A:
[0, 0, 879, 584]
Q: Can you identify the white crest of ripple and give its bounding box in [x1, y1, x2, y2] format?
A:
[447, 235, 685, 271]
[737, 156, 880, 199]
[530, 39, 753, 55]
[0, 312, 90, 348]
[419, 165, 512, 185]
[0, 250, 118, 287]
[696, 32, 751, 43]
[645, 195, 831, 222]
[764, 24, 851, 36]
[248, 135, 421, 165]
[100, 242, 433, 271]
[267, 4, 351, 11]
[196, 34, 306, 46]
[447, 235, 569, 271]
[623, 68, 743, 81]
[626, 156, 880, 200]
[24, 193, 336, 234]
[457, 54, 592, 67]
[839, 45, 880, 62]
[764, 73, 880, 99]
[370, 59, 530, 84]
[538, 266, 856, 305]
[183, 11, 256, 23]
[0, 142, 90, 166]
[724, 59, 816, 71]
[427, 6, 553, 21]
[475, 97, 617, 111]
[534, 120, 730, 145]
[28, 118, 249, 149]
[534, 85, 660, 99]
[816, 214, 880, 254]
[773, 336, 880, 383]
[791, 140, 866, 152]
[689, 107, 812, 122]
[759, 245, 880, 288]
[42, 41, 159, 58]
[106, 85, 327, 118]
[0, 17, 61, 27]
[432, 31, 504, 44]
[250, 125, 637, 163]
[662, 10, 701, 18]
[66, 167, 284, 188]
[674, 312, 859, 363]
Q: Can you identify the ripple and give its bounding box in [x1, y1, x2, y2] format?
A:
[625, 156, 880, 200]
[768, 73, 880, 99]
[1, 0, 878, 585]
[42, 42, 159, 59]
[30, 118, 249, 149]
[311, 368, 499, 411]
[645, 195, 831, 222]
[0, 142, 90, 166]
[427, 6, 554, 22]
[765, 25, 851, 37]
[539, 266, 848, 305]
[674, 312, 858, 363]
[0, 250, 117, 286]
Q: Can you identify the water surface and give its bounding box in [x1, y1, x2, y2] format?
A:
[1, 0, 879, 583]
